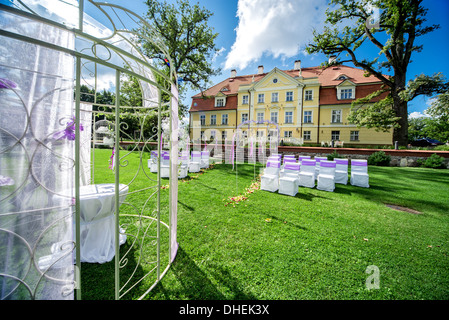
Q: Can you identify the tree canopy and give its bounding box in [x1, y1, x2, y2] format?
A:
[306, 0, 445, 146]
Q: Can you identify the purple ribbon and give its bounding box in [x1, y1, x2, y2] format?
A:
[302, 159, 316, 166]
[352, 160, 368, 166]
[109, 147, 115, 170]
[320, 160, 336, 168]
[283, 158, 296, 164]
[201, 151, 209, 156]
[266, 161, 280, 168]
[284, 163, 300, 170]
[53, 116, 84, 141]
[192, 152, 201, 158]
[0, 175, 15, 186]
[163, 154, 170, 160]
[335, 159, 348, 165]
[0, 78, 17, 89]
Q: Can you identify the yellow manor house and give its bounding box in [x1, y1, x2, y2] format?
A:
[189, 59, 393, 147]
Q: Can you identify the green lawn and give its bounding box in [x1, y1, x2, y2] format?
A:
[81, 149, 449, 300]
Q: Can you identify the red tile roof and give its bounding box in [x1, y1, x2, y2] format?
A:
[190, 65, 388, 111]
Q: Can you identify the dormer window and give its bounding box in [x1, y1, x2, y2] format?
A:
[336, 80, 356, 100]
[215, 95, 226, 107]
[337, 75, 347, 80]
[340, 88, 353, 99]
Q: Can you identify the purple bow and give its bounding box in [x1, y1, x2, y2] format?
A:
[266, 161, 280, 168]
[53, 116, 84, 141]
[0, 78, 17, 89]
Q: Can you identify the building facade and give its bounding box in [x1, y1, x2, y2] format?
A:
[189, 60, 392, 146]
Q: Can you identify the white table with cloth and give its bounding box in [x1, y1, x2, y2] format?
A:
[39, 183, 129, 269]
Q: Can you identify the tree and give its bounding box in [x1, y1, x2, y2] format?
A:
[137, 0, 221, 116]
[306, 0, 442, 146]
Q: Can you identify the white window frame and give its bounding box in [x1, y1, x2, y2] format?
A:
[200, 114, 205, 126]
[284, 131, 292, 138]
[331, 130, 340, 141]
[271, 92, 279, 103]
[304, 89, 313, 101]
[270, 111, 278, 123]
[257, 130, 264, 137]
[258, 93, 264, 103]
[221, 114, 228, 125]
[338, 87, 355, 100]
[221, 130, 227, 140]
[285, 111, 293, 124]
[257, 112, 264, 122]
[303, 130, 311, 140]
[286, 91, 293, 102]
[241, 113, 248, 123]
[350, 130, 359, 141]
[215, 96, 226, 107]
[303, 110, 312, 123]
[210, 114, 216, 125]
[331, 110, 342, 123]
[210, 130, 216, 139]
[242, 95, 249, 105]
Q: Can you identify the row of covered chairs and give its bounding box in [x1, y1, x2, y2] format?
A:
[148, 150, 210, 178]
[260, 154, 369, 196]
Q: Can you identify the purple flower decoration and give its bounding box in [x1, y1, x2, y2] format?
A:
[53, 117, 84, 141]
[0, 78, 17, 89]
[0, 175, 15, 186]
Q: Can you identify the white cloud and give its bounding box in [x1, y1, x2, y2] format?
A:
[408, 111, 430, 119]
[224, 0, 328, 70]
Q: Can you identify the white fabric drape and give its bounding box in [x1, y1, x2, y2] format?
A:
[0, 9, 75, 300]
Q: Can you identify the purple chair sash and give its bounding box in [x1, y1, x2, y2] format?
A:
[284, 163, 300, 170]
[302, 159, 316, 166]
[192, 152, 201, 158]
[163, 155, 170, 160]
[266, 161, 280, 168]
[201, 151, 209, 156]
[335, 159, 348, 165]
[352, 160, 367, 166]
[320, 160, 336, 168]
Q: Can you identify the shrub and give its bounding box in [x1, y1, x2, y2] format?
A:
[422, 153, 446, 169]
[327, 150, 341, 161]
[368, 151, 391, 166]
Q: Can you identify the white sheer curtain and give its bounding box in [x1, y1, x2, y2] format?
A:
[0, 10, 76, 300]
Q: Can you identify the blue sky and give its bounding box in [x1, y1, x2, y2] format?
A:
[113, 0, 448, 117]
[4, 0, 447, 116]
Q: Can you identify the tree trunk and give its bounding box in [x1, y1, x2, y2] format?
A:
[392, 71, 409, 146]
[393, 99, 409, 146]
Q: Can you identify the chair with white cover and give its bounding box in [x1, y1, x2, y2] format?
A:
[350, 159, 369, 187]
[160, 153, 170, 178]
[317, 160, 336, 192]
[334, 158, 348, 184]
[260, 160, 281, 192]
[189, 151, 201, 172]
[280, 157, 296, 176]
[178, 152, 189, 179]
[298, 159, 316, 188]
[148, 151, 158, 173]
[200, 150, 209, 168]
[279, 162, 301, 196]
[314, 157, 328, 178]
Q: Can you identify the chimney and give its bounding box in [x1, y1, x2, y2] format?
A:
[294, 60, 301, 70]
[328, 55, 337, 64]
[231, 69, 237, 78]
[258, 65, 264, 74]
